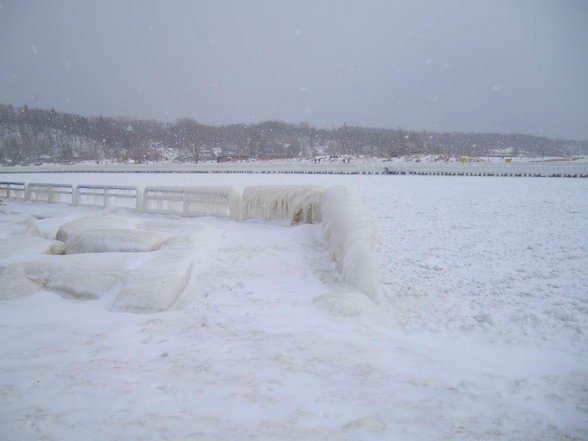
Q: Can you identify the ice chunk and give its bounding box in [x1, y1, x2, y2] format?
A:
[242, 185, 323, 224]
[321, 186, 379, 302]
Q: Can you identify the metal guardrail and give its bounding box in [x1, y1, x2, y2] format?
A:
[75, 185, 139, 209]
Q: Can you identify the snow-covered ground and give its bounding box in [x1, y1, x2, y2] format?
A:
[1, 173, 587, 440]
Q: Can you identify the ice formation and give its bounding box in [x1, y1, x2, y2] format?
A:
[143, 186, 241, 220]
[321, 186, 379, 302]
[242, 185, 323, 224]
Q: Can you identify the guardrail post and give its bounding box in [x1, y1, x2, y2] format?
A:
[137, 188, 143, 211]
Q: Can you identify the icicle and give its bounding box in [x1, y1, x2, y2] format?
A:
[242, 186, 324, 224]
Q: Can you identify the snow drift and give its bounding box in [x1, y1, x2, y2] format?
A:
[321, 186, 379, 302]
[242, 185, 323, 224]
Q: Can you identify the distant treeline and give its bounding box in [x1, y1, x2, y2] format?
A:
[1, 103, 586, 164]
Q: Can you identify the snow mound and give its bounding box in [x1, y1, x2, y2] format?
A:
[322, 186, 379, 302]
[0, 211, 202, 312]
[112, 235, 197, 312]
[56, 216, 137, 242]
[64, 229, 164, 254]
[0, 213, 39, 238]
[242, 185, 323, 224]
[0, 264, 41, 300]
[0, 253, 131, 301]
[56, 216, 163, 254]
[37, 216, 82, 240]
[25, 261, 121, 299]
[0, 236, 64, 261]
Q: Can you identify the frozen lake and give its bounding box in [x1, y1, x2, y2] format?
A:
[1, 172, 587, 440]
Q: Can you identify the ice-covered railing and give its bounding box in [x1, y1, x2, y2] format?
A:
[0, 182, 26, 199]
[242, 186, 323, 224]
[143, 186, 241, 220]
[321, 186, 379, 302]
[26, 183, 74, 204]
[75, 185, 140, 209]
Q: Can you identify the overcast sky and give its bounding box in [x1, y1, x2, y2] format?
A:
[1, 0, 587, 139]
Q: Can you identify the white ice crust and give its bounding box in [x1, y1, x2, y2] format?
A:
[321, 186, 379, 302]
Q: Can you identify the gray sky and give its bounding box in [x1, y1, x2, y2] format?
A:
[1, 0, 587, 139]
